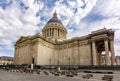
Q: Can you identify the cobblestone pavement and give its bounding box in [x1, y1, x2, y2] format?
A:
[0, 70, 120, 81]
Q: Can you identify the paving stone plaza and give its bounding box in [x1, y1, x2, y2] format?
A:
[0, 69, 120, 81]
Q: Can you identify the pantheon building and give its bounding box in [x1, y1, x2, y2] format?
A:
[14, 12, 115, 66]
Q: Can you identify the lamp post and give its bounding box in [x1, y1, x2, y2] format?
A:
[68, 57, 70, 70]
[49, 59, 51, 71]
[57, 60, 60, 72]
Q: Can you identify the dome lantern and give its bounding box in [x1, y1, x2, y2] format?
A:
[53, 11, 57, 18]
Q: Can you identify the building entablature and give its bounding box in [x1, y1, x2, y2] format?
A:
[91, 34, 108, 41]
[43, 22, 65, 29]
[45, 22, 63, 27]
[15, 34, 55, 46]
[54, 40, 89, 49]
[42, 26, 67, 33]
[55, 35, 90, 45]
[90, 28, 114, 37]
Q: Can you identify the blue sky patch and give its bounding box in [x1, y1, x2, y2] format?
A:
[40, 16, 48, 22]
[0, 45, 6, 48]
[34, 0, 57, 8]
[81, 13, 104, 23]
[81, 0, 87, 9]
[66, 23, 78, 31]
[81, 3, 86, 9]
[60, 15, 68, 20]
[0, 0, 13, 9]
[36, 10, 42, 17]
[15, 0, 29, 13]
[0, 50, 14, 56]
[72, 8, 77, 13]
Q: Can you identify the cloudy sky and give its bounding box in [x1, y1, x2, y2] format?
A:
[0, 0, 120, 57]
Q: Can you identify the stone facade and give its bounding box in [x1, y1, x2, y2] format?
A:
[14, 12, 115, 66]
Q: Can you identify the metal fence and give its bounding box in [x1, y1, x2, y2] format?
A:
[0, 65, 120, 70]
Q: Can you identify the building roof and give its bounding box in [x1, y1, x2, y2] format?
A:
[47, 17, 62, 24]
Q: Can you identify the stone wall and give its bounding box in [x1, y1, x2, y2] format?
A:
[79, 44, 92, 65]
[50, 40, 92, 65]
[37, 39, 54, 65]
[14, 41, 30, 64]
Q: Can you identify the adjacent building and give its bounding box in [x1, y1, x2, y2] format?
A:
[0, 56, 13, 65]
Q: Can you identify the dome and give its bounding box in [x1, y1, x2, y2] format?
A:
[42, 11, 67, 41]
[47, 17, 62, 24]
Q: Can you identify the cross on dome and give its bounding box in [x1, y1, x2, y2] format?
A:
[53, 10, 57, 18]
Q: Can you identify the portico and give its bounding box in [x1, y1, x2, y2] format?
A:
[91, 31, 115, 66]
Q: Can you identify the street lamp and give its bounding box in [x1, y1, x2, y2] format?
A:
[49, 59, 51, 70]
[57, 60, 60, 72]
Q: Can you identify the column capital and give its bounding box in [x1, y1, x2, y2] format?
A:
[15, 47, 17, 50]
[104, 37, 109, 41]
[109, 37, 114, 41]
[88, 39, 96, 44]
[91, 38, 96, 42]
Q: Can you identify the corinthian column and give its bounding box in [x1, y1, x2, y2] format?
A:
[50, 28, 52, 36]
[110, 38, 115, 65]
[55, 28, 57, 37]
[49, 29, 50, 37]
[92, 39, 97, 65]
[104, 38, 110, 65]
[53, 28, 54, 37]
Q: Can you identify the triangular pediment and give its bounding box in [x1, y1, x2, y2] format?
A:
[17, 36, 27, 43]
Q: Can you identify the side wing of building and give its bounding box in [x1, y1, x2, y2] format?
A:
[14, 35, 55, 65]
